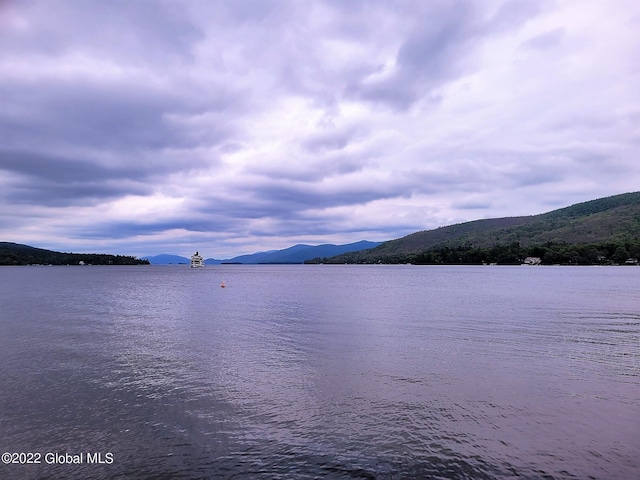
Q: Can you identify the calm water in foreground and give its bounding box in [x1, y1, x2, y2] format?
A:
[0, 265, 638, 479]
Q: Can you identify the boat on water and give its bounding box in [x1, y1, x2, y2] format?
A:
[190, 251, 204, 268]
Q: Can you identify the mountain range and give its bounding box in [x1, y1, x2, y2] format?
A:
[4, 192, 639, 267]
[315, 191, 640, 265]
[142, 240, 381, 265]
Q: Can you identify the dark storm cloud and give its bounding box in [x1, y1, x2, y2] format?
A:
[6, 181, 150, 207]
[0, 66, 238, 154]
[0, 151, 117, 183]
[0, 0, 241, 162]
[0, 150, 154, 205]
[70, 216, 233, 240]
[0, 145, 218, 207]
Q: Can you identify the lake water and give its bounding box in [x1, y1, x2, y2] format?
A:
[0, 265, 638, 479]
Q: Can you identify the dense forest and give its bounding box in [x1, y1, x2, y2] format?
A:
[307, 192, 640, 265]
[0, 242, 149, 266]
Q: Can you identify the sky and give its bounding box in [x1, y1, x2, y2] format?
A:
[1, 0, 639, 259]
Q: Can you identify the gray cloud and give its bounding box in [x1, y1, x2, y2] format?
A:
[487, 0, 552, 32]
[0, 0, 638, 257]
[0, 150, 153, 206]
[520, 27, 565, 50]
[345, 0, 555, 110]
[2, 0, 201, 62]
[0, 70, 238, 155]
[302, 129, 358, 153]
[346, 2, 480, 109]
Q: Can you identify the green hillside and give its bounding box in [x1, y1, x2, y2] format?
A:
[0, 242, 149, 266]
[312, 192, 640, 265]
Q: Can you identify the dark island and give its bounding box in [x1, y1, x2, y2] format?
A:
[0, 242, 150, 266]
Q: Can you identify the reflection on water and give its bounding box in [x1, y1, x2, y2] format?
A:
[1, 265, 639, 479]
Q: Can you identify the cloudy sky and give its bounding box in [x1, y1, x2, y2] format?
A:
[1, 0, 639, 258]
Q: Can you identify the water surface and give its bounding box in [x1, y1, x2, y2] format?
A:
[1, 265, 638, 479]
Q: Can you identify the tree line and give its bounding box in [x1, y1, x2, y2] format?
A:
[0, 250, 149, 266]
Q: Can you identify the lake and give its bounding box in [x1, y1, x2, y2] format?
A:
[0, 265, 638, 479]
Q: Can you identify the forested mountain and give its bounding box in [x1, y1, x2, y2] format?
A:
[0, 242, 149, 266]
[309, 192, 640, 265]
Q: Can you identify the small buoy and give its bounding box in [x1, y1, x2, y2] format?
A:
[220, 282, 226, 288]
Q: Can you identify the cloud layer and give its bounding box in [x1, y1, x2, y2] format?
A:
[1, 0, 639, 257]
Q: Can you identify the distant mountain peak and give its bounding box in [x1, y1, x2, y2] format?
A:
[143, 241, 382, 265]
